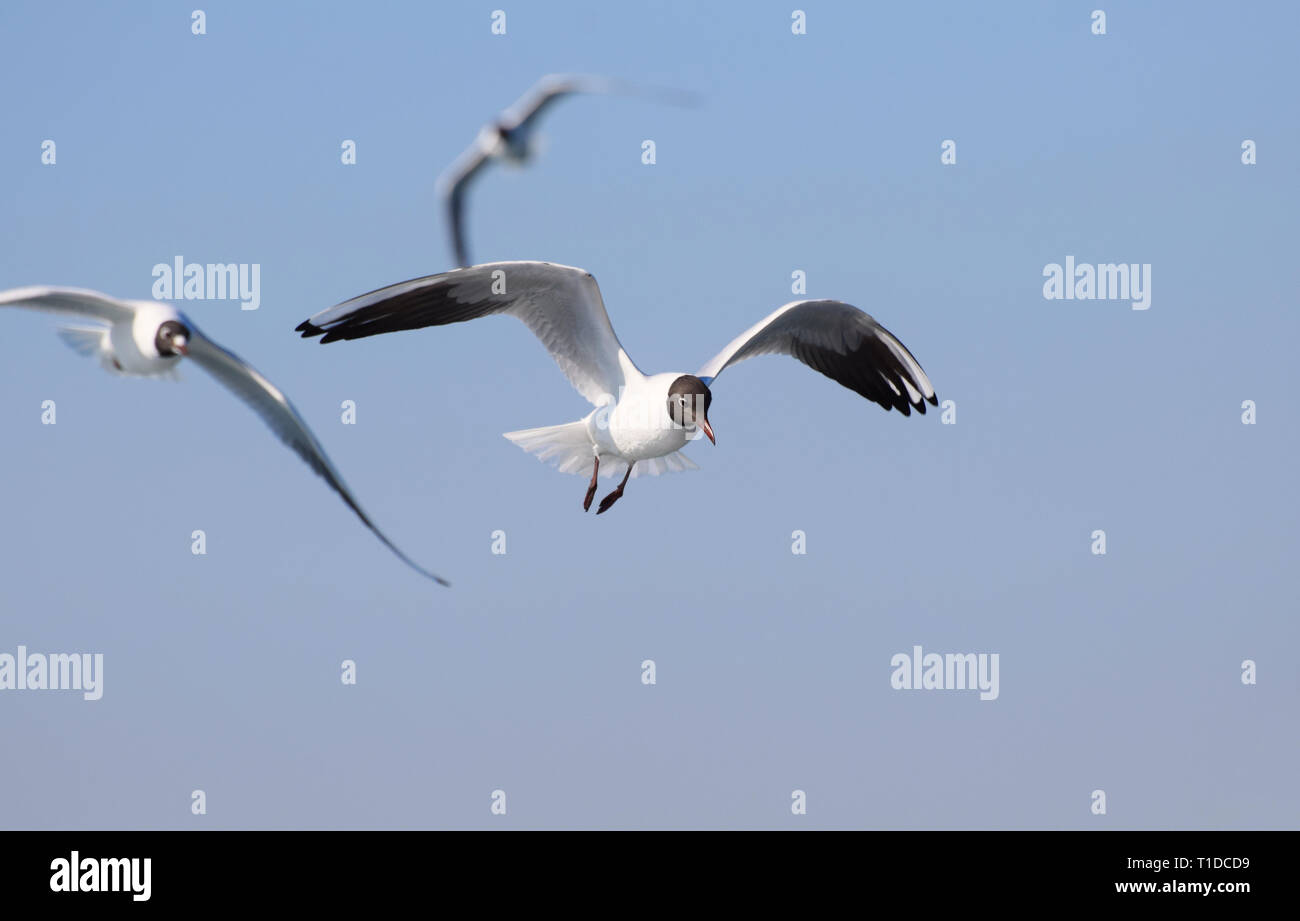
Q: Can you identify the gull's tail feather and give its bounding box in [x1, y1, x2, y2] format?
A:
[503, 422, 698, 480]
[633, 450, 699, 478]
[504, 421, 599, 477]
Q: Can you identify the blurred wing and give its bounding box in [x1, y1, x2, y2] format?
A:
[297, 261, 635, 407]
[185, 329, 448, 586]
[0, 285, 136, 325]
[436, 143, 493, 268]
[500, 73, 699, 131]
[499, 74, 593, 131]
[697, 299, 937, 416]
[56, 325, 112, 358]
[55, 324, 129, 375]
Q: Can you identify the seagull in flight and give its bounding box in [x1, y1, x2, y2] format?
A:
[296, 262, 937, 514]
[1, 286, 447, 585]
[438, 74, 697, 268]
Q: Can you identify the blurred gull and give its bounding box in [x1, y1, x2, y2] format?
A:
[437, 74, 698, 267]
[1, 285, 447, 586]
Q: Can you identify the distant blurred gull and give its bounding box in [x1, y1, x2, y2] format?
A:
[1, 286, 447, 586]
[437, 74, 698, 268]
[297, 262, 937, 514]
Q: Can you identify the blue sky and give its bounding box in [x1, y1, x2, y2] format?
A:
[1, 1, 1296, 829]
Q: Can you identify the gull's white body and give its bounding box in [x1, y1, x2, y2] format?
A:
[503, 361, 702, 482]
[110, 300, 185, 374]
[601, 371, 696, 459]
[579, 369, 701, 476]
[472, 124, 522, 163]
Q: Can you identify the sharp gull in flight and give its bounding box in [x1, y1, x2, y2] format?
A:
[1, 286, 447, 586]
[296, 262, 937, 514]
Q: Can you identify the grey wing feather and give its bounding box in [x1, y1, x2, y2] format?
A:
[296, 261, 633, 407]
[499, 74, 593, 130]
[0, 285, 136, 324]
[185, 329, 448, 586]
[56, 325, 110, 357]
[437, 145, 493, 268]
[697, 299, 937, 416]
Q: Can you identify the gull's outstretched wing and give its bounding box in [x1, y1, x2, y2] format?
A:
[437, 142, 493, 268]
[697, 300, 937, 415]
[296, 261, 636, 407]
[501, 73, 700, 132]
[185, 327, 448, 586]
[0, 285, 136, 324]
[498, 74, 606, 132]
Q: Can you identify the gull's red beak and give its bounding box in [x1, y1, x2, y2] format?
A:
[700, 417, 715, 445]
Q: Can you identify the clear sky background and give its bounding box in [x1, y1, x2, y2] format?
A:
[1, 1, 1296, 829]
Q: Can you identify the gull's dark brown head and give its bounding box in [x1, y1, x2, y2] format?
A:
[155, 320, 190, 357]
[667, 374, 714, 444]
